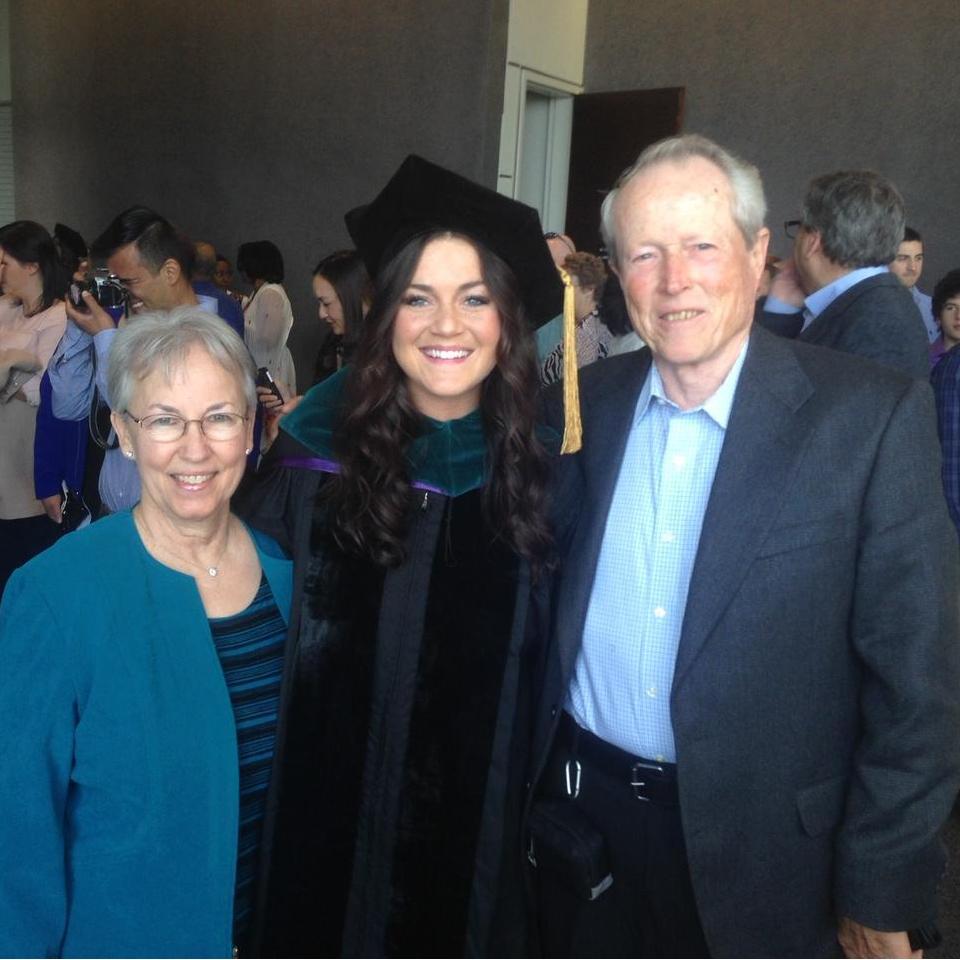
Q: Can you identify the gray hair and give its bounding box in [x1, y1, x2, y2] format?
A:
[800, 170, 904, 268]
[107, 306, 256, 413]
[600, 133, 768, 265]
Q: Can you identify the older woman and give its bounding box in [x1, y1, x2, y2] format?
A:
[238, 155, 561, 957]
[0, 220, 69, 593]
[0, 309, 291, 957]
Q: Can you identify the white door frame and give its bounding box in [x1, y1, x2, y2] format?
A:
[498, 66, 580, 233]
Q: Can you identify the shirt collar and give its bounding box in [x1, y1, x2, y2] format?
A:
[636, 336, 749, 429]
[803, 265, 888, 319]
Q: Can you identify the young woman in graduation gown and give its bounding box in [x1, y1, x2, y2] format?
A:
[237, 156, 563, 957]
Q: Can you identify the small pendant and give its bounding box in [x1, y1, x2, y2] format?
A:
[208, 566, 219, 577]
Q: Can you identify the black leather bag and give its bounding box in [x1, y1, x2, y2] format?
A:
[527, 799, 613, 901]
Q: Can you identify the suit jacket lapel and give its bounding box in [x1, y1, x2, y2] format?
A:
[555, 350, 652, 684]
[673, 329, 816, 687]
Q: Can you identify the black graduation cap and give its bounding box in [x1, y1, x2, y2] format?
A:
[345, 155, 562, 329]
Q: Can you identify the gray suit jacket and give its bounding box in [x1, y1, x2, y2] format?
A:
[531, 327, 960, 957]
[760, 272, 929, 380]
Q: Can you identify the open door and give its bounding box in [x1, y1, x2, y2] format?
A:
[565, 87, 685, 253]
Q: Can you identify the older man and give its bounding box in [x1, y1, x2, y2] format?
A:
[528, 135, 959, 958]
[762, 171, 928, 379]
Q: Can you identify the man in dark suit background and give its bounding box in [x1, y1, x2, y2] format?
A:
[528, 134, 959, 958]
[761, 170, 928, 380]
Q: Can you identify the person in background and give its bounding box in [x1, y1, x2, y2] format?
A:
[762, 171, 928, 379]
[931, 272, 960, 536]
[237, 239, 296, 399]
[214, 253, 240, 301]
[927, 269, 960, 371]
[237, 155, 561, 957]
[311, 249, 371, 383]
[890, 226, 938, 343]
[541, 250, 612, 384]
[0, 310, 292, 956]
[0, 220, 68, 595]
[536, 231, 577, 360]
[33, 223, 92, 533]
[193, 240, 244, 338]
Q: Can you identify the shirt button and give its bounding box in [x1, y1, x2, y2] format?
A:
[671, 454, 686, 470]
[653, 606, 667, 619]
[646, 685, 657, 698]
[660, 530, 676, 543]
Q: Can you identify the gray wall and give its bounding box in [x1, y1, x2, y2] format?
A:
[10, 0, 508, 386]
[585, 0, 960, 291]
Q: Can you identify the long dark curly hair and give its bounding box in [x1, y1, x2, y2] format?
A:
[324, 230, 552, 572]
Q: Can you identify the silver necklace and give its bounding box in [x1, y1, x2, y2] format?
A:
[136, 509, 231, 579]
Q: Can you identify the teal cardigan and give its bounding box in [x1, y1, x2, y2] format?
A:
[0, 511, 292, 958]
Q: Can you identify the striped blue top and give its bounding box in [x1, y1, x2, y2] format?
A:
[208, 575, 286, 944]
[567, 342, 747, 763]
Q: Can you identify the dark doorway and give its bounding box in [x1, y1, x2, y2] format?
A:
[566, 87, 685, 253]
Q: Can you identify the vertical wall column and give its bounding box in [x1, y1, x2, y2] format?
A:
[0, 0, 13, 222]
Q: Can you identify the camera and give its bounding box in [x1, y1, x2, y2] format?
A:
[69, 269, 128, 310]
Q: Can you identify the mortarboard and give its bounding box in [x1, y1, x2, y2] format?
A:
[346, 154, 581, 452]
[345, 155, 562, 330]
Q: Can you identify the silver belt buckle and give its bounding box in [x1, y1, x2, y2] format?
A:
[630, 760, 664, 801]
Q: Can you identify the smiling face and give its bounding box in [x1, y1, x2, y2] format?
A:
[112, 345, 253, 529]
[313, 273, 345, 335]
[890, 239, 924, 289]
[107, 242, 178, 312]
[613, 156, 768, 406]
[391, 235, 502, 421]
[940, 296, 960, 348]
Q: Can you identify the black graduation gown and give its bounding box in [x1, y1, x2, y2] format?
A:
[236, 427, 534, 957]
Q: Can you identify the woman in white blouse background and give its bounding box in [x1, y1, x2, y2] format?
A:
[236, 239, 297, 399]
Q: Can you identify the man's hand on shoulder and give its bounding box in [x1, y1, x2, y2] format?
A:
[65, 291, 116, 335]
[838, 917, 920, 959]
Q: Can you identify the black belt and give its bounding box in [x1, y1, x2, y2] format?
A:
[557, 712, 680, 806]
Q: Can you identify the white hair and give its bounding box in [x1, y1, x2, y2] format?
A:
[600, 133, 767, 265]
[107, 306, 256, 413]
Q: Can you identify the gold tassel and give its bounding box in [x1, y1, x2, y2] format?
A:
[558, 267, 582, 454]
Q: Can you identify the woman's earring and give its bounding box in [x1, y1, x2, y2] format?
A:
[123, 449, 135, 460]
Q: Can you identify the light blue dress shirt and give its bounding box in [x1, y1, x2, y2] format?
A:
[48, 323, 139, 511]
[567, 341, 748, 763]
[765, 265, 889, 331]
